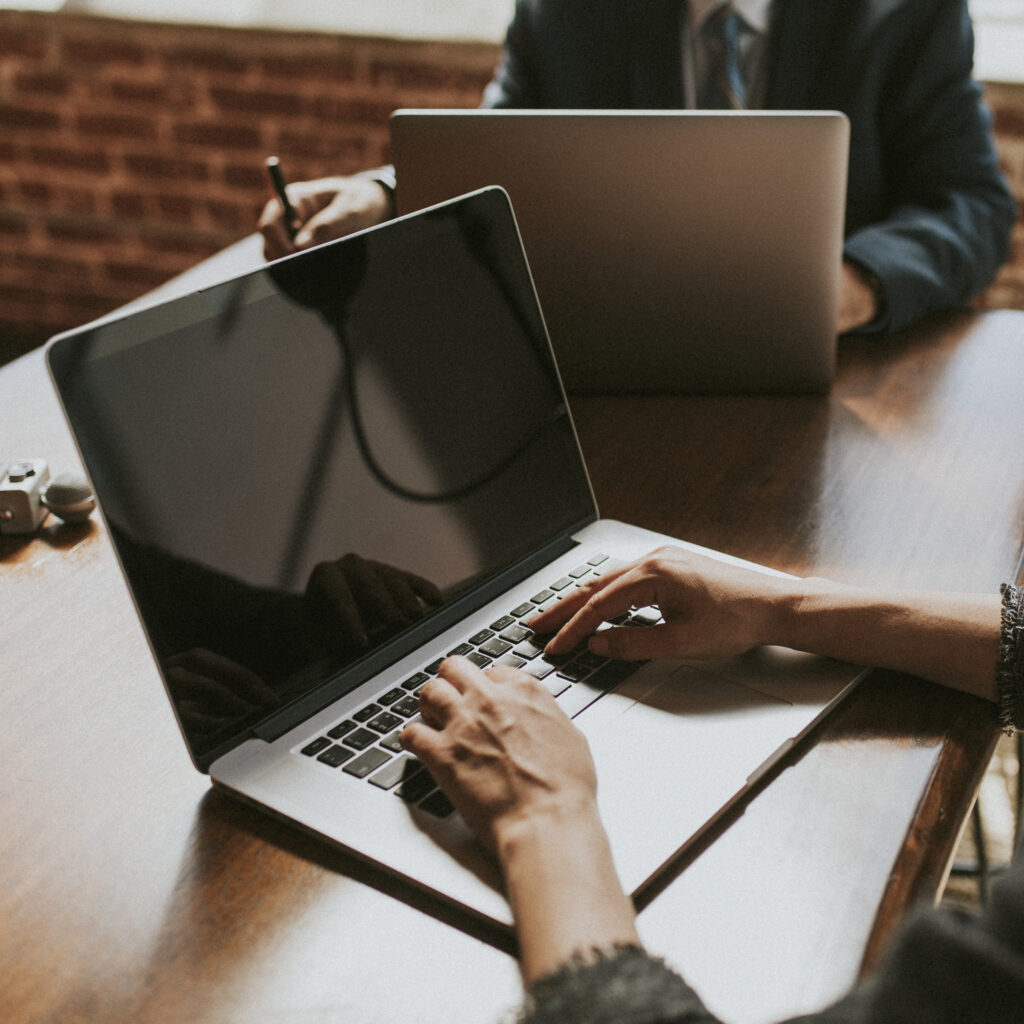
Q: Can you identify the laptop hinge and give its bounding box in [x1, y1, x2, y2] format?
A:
[250, 515, 595, 745]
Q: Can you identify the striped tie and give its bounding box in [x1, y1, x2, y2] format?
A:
[701, 3, 748, 110]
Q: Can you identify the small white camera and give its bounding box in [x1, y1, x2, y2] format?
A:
[0, 459, 51, 535]
[0, 460, 94, 535]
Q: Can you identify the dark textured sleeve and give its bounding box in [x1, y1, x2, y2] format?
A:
[521, 853, 1024, 1024]
[519, 945, 721, 1024]
[482, 0, 543, 108]
[842, 1, 1017, 335]
[998, 583, 1024, 733]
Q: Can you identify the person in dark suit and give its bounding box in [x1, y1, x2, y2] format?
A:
[258, 0, 1016, 337]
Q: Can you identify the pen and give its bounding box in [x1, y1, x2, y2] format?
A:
[264, 155, 298, 241]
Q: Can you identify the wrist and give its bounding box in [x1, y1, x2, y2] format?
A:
[494, 797, 639, 985]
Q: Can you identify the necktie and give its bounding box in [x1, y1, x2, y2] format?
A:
[701, 3, 748, 109]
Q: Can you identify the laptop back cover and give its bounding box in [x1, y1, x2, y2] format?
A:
[391, 109, 849, 395]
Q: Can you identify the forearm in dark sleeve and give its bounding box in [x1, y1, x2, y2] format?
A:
[843, 1, 1017, 334]
[482, 0, 543, 108]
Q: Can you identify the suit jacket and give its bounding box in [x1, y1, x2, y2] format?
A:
[483, 0, 1018, 334]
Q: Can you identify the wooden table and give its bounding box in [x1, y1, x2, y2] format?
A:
[3, 298, 1023, 1024]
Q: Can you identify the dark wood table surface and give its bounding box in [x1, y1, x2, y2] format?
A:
[3, 263, 1023, 1023]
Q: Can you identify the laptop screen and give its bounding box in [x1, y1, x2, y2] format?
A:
[48, 189, 595, 765]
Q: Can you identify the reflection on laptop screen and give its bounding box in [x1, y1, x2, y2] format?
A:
[49, 190, 594, 763]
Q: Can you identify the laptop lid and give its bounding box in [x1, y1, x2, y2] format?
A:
[390, 109, 850, 395]
[46, 188, 597, 773]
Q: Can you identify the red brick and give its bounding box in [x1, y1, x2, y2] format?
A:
[111, 192, 149, 220]
[0, 26, 48, 59]
[369, 59, 490, 95]
[0, 104, 61, 131]
[45, 217, 119, 245]
[208, 86, 306, 117]
[27, 145, 109, 173]
[174, 121, 262, 151]
[13, 71, 71, 97]
[104, 260, 176, 288]
[205, 198, 251, 231]
[166, 46, 250, 75]
[311, 96, 396, 126]
[108, 79, 176, 106]
[157, 194, 196, 220]
[278, 130, 376, 166]
[0, 212, 30, 237]
[994, 108, 1024, 138]
[123, 153, 210, 182]
[77, 113, 159, 140]
[223, 163, 267, 189]
[260, 54, 356, 84]
[62, 36, 148, 66]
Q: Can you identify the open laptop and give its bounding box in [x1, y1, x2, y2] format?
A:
[390, 109, 849, 395]
[46, 188, 862, 928]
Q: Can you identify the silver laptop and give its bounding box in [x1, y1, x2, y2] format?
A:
[47, 188, 861, 927]
[391, 110, 849, 395]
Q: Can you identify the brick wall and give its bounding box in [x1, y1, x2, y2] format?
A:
[1, 10, 1022, 366]
[0, 11, 497, 363]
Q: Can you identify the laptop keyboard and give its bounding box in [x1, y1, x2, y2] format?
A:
[296, 553, 662, 819]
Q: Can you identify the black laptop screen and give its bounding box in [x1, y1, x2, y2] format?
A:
[48, 189, 595, 765]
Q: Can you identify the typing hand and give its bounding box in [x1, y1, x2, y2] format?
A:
[257, 175, 392, 260]
[530, 546, 790, 663]
[400, 657, 597, 851]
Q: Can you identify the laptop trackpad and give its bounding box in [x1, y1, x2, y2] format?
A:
[579, 663, 805, 891]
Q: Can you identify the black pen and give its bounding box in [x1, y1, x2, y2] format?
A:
[264, 155, 298, 241]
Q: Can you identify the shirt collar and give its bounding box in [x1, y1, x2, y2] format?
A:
[689, 0, 773, 35]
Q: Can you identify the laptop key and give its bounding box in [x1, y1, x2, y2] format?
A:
[479, 637, 512, 658]
[632, 606, 663, 626]
[466, 652, 492, 669]
[468, 629, 495, 645]
[369, 754, 423, 791]
[448, 642, 474, 657]
[402, 671, 430, 690]
[327, 719, 358, 740]
[353, 703, 382, 723]
[378, 687, 405, 706]
[391, 695, 420, 718]
[540, 675, 570, 698]
[318, 744, 356, 768]
[513, 640, 544, 660]
[368, 711, 403, 734]
[342, 727, 379, 751]
[568, 564, 592, 578]
[499, 623, 532, 644]
[396, 769, 438, 803]
[550, 576, 574, 591]
[496, 653, 527, 669]
[419, 790, 455, 818]
[489, 614, 517, 631]
[510, 602, 535, 618]
[380, 729, 405, 753]
[530, 588, 555, 604]
[301, 736, 332, 757]
[343, 748, 392, 779]
[524, 659, 555, 680]
[587, 553, 609, 566]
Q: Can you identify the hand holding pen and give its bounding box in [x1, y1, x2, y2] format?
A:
[264, 156, 299, 242]
[256, 158, 396, 262]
